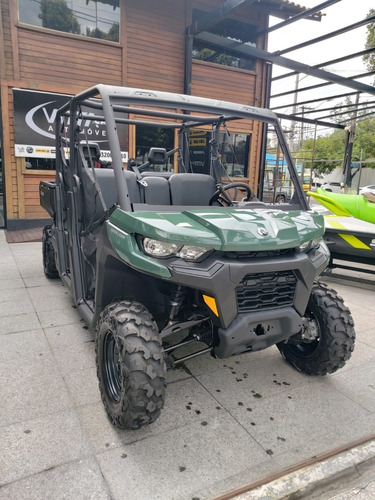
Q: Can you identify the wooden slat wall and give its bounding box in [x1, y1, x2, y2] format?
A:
[1, 85, 19, 219]
[0, 1, 13, 79]
[17, 28, 123, 90]
[125, 0, 185, 92]
[24, 173, 55, 219]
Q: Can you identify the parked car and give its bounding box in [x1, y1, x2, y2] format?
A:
[261, 180, 291, 203]
[321, 181, 341, 193]
[359, 185, 375, 195]
[310, 181, 322, 192]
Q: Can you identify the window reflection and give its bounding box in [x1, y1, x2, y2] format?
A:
[18, 0, 120, 42]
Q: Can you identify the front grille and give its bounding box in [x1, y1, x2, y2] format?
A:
[218, 248, 295, 260]
[236, 271, 297, 313]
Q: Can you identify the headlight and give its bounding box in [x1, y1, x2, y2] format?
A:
[177, 245, 209, 261]
[142, 237, 211, 261]
[143, 238, 180, 257]
[298, 237, 322, 253]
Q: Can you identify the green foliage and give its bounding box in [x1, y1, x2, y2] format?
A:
[363, 9, 375, 72]
[355, 117, 375, 160]
[300, 130, 346, 174]
[298, 90, 375, 175]
[193, 48, 241, 67]
[86, 23, 119, 42]
[39, 0, 80, 34]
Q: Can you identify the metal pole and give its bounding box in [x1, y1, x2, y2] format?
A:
[343, 93, 360, 188]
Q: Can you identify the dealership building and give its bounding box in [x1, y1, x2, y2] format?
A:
[0, 0, 313, 229]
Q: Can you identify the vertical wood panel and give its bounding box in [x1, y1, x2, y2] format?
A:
[125, 0, 186, 92]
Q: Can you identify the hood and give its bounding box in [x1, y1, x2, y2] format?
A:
[109, 207, 324, 251]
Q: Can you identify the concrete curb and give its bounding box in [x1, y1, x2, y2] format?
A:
[225, 439, 375, 499]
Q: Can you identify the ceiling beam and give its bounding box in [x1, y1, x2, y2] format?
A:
[271, 91, 360, 111]
[194, 31, 375, 96]
[276, 112, 345, 129]
[254, 0, 340, 38]
[273, 47, 375, 82]
[272, 70, 375, 99]
[292, 99, 375, 116]
[275, 15, 375, 56]
[315, 104, 375, 121]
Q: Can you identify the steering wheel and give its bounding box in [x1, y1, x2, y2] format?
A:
[209, 182, 253, 206]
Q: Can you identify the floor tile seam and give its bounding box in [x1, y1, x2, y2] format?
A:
[193, 372, 277, 459]
[327, 383, 374, 414]
[358, 338, 375, 349]
[41, 319, 89, 331]
[91, 416, 210, 451]
[0, 454, 103, 490]
[0, 404, 89, 431]
[40, 323, 96, 411]
[334, 354, 375, 376]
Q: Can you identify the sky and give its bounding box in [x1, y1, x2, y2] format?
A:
[267, 0, 374, 125]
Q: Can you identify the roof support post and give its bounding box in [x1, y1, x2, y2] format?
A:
[258, 62, 273, 198]
[184, 28, 193, 95]
[343, 93, 360, 188]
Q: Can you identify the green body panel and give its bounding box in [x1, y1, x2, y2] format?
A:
[107, 222, 171, 278]
[309, 189, 375, 224]
[108, 207, 324, 276]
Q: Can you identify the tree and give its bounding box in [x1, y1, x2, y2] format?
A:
[87, 23, 119, 42]
[298, 114, 375, 176]
[363, 9, 375, 72]
[39, 0, 80, 34]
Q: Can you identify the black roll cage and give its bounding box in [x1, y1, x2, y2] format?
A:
[55, 84, 308, 211]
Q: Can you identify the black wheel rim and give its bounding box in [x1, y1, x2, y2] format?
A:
[103, 330, 122, 403]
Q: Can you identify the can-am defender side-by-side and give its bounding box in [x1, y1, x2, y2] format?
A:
[40, 85, 355, 430]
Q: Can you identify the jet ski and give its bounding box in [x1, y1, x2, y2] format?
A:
[308, 188, 375, 224]
[308, 189, 375, 268]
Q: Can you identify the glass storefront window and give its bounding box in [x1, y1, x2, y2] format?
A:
[135, 126, 175, 172]
[189, 129, 250, 178]
[18, 0, 120, 42]
[192, 9, 256, 71]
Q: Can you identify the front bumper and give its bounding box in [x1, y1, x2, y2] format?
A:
[215, 306, 303, 358]
[167, 243, 330, 329]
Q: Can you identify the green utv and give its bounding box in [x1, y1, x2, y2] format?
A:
[40, 85, 355, 430]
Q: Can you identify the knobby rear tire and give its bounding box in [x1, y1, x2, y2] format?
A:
[42, 225, 59, 279]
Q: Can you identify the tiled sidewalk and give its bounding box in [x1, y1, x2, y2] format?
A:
[1, 229, 375, 499]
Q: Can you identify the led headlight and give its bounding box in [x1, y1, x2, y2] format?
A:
[298, 236, 322, 253]
[142, 238, 211, 261]
[177, 245, 209, 261]
[143, 238, 180, 257]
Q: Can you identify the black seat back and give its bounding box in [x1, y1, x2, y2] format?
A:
[169, 173, 216, 206]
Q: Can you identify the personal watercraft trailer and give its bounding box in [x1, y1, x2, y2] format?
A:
[40, 85, 355, 429]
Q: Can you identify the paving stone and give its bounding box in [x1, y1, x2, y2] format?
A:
[78, 377, 228, 453]
[0, 411, 91, 485]
[0, 312, 42, 335]
[96, 412, 270, 500]
[0, 458, 110, 500]
[0, 350, 72, 426]
[44, 322, 96, 375]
